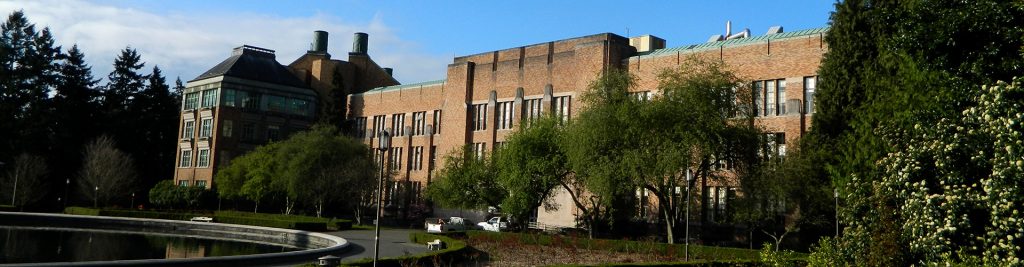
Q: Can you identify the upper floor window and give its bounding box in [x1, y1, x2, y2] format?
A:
[354, 117, 368, 138]
[183, 92, 199, 110]
[222, 120, 233, 137]
[496, 101, 514, 130]
[222, 89, 237, 107]
[553, 96, 571, 123]
[241, 91, 260, 110]
[240, 123, 255, 141]
[753, 79, 786, 117]
[412, 111, 426, 136]
[390, 147, 404, 170]
[182, 120, 195, 139]
[199, 118, 213, 138]
[472, 143, 486, 160]
[523, 98, 542, 126]
[804, 76, 816, 114]
[197, 148, 210, 168]
[392, 113, 406, 136]
[372, 115, 386, 137]
[412, 146, 424, 170]
[201, 89, 218, 108]
[178, 149, 192, 168]
[432, 110, 442, 135]
[761, 132, 786, 160]
[471, 104, 487, 131]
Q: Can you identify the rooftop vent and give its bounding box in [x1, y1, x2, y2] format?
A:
[766, 26, 784, 35]
[707, 21, 751, 43]
[232, 45, 275, 59]
[352, 32, 368, 54]
[629, 35, 666, 52]
[309, 30, 329, 54]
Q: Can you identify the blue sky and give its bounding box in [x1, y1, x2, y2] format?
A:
[2, 0, 835, 84]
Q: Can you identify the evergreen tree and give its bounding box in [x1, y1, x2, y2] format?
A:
[0, 11, 61, 163]
[134, 66, 179, 197]
[51, 44, 101, 202]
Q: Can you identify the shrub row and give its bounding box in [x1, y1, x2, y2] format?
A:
[465, 231, 763, 261]
[338, 233, 471, 267]
[0, 205, 18, 212]
[63, 207, 352, 231]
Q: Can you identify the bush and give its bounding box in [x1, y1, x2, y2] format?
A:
[0, 205, 17, 212]
[214, 215, 295, 229]
[64, 206, 101, 216]
[465, 230, 765, 261]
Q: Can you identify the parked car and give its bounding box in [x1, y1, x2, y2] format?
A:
[425, 217, 468, 233]
[477, 216, 510, 232]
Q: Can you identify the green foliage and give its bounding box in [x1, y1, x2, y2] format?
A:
[63, 206, 201, 220]
[465, 230, 766, 261]
[425, 146, 505, 210]
[494, 116, 572, 224]
[547, 261, 766, 267]
[63, 206, 100, 216]
[811, 0, 1024, 265]
[759, 243, 799, 267]
[147, 180, 208, 209]
[806, 237, 844, 267]
[216, 125, 374, 215]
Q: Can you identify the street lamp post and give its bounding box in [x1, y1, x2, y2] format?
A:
[685, 169, 695, 261]
[93, 186, 98, 208]
[834, 188, 839, 237]
[63, 179, 69, 209]
[373, 130, 391, 267]
[131, 192, 136, 209]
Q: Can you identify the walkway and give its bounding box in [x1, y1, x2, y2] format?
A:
[326, 229, 431, 262]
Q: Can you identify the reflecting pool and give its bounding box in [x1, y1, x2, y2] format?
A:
[0, 226, 299, 264]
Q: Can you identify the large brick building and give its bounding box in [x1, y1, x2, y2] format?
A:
[174, 25, 826, 230]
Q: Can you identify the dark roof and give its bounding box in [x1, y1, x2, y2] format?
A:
[191, 45, 308, 88]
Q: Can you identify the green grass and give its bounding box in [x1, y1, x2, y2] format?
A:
[465, 230, 765, 261]
[62, 207, 352, 231]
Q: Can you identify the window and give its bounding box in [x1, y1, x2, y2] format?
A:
[183, 92, 199, 110]
[472, 143, 486, 160]
[777, 80, 787, 115]
[390, 147, 404, 170]
[765, 80, 776, 116]
[762, 133, 786, 160]
[222, 89, 237, 107]
[372, 115, 387, 136]
[241, 91, 260, 110]
[429, 146, 437, 171]
[267, 95, 287, 113]
[291, 98, 310, 116]
[523, 98, 542, 126]
[196, 180, 207, 189]
[471, 104, 487, 131]
[201, 89, 218, 108]
[199, 118, 213, 137]
[630, 91, 653, 101]
[432, 110, 442, 134]
[412, 112, 426, 136]
[412, 146, 424, 170]
[804, 76, 816, 114]
[553, 96, 571, 123]
[707, 187, 735, 223]
[197, 149, 210, 168]
[179, 149, 192, 168]
[493, 141, 505, 151]
[241, 123, 255, 140]
[392, 113, 406, 136]
[753, 81, 762, 117]
[496, 101, 514, 130]
[267, 125, 280, 141]
[182, 120, 195, 139]
[178, 180, 189, 187]
[354, 117, 368, 138]
[222, 120, 233, 137]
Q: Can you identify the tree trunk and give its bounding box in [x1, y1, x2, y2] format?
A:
[316, 199, 323, 218]
[663, 200, 676, 244]
[254, 200, 259, 213]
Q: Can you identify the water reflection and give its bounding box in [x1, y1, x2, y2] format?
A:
[0, 226, 297, 264]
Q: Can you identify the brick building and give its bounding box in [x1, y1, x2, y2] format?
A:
[174, 25, 826, 231]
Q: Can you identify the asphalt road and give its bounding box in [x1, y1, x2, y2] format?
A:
[327, 229, 431, 262]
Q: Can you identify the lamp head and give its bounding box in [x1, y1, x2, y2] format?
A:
[377, 130, 391, 148]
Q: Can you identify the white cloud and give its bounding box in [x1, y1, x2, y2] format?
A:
[0, 0, 448, 84]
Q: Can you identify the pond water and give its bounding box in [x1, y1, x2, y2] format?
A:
[0, 226, 299, 264]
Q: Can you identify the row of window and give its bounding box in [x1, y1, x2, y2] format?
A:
[374, 146, 438, 172]
[179, 148, 210, 168]
[357, 110, 442, 138]
[752, 76, 817, 117]
[177, 180, 207, 189]
[473, 96, 571, 131]
[183, 88, 314, 117]
[182, 118, 215, 139]
[183, 117, 288, 142]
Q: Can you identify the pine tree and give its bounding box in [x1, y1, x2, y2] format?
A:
[0, 11, 61, 163]
[51, 44, 101, 199]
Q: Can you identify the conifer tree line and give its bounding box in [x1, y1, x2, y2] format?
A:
[0, 11, 182, 209]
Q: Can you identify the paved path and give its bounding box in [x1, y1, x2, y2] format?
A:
[326, 229, 430, 263]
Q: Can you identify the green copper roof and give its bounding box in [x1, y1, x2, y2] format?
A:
[635, 26, 829, 59]
[356, 79, 446, 95]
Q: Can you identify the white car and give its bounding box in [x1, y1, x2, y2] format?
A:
[477, 217, 509, 232]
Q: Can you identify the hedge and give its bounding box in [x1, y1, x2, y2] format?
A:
[548, 259, 809, 267]
[337, 232, 471, 267]
[465, 231, 764, 261]
[0, 205, 16, 212]
[61, 207, 351, 231]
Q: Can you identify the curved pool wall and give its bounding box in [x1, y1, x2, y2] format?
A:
[0, 212, 349, 267]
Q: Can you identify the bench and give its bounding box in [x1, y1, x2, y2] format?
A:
[426, 239, 446, 250]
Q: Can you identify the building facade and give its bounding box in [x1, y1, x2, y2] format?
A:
[174, 25, 826, 231]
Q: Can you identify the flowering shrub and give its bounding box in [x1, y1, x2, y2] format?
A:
[870, 77, 1024, 265]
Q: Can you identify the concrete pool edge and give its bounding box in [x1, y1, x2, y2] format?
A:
[0, 211, 350, 267]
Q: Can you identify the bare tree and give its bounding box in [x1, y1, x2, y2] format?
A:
[2, 153, 49, 209]
[78, 136, 136, 207]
